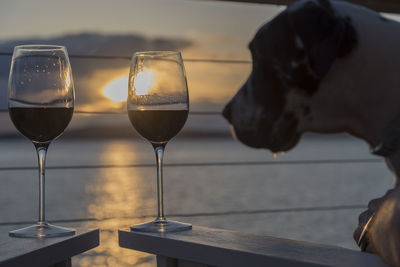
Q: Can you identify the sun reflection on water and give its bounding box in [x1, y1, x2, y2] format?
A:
[76, 140, 156, 267]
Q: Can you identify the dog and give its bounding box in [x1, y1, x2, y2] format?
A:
[223, 0, 400, 265]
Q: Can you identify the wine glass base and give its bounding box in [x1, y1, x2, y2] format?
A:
[131, 219, 192, 233]
[9, 222, 76, 238]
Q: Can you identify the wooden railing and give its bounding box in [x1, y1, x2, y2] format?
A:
[0, 229, 99, 267]
[119, 226, 387, 267]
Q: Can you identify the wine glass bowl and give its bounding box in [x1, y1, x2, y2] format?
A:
[8, 45, 75, 237]
[128, 51, 191, 232]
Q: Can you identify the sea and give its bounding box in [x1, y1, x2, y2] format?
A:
[0, 114, 394, 267]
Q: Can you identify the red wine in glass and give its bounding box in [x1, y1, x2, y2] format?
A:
[8, 45, 75, 238]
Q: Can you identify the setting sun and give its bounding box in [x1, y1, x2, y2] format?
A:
[134, 70, 156, 95]
[103, 76, 128, 102]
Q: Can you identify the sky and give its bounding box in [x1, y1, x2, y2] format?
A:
[0, 0, 281, 41]
[0, 0, 397, 113]
[0, 0, 285, 112]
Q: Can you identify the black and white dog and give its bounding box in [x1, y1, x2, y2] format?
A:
[223, 0, 400, 265]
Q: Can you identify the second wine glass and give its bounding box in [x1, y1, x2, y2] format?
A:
[127, 51, 191, 232]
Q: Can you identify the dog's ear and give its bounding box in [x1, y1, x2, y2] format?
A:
[287, 0, 352, 78]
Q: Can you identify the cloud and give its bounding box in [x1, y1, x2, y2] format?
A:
[0, 32, 192, 109]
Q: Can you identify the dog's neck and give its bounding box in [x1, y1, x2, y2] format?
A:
[301, 2, 400, 185]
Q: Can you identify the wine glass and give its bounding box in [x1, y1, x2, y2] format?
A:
[8, 45, 75, 237]
[127, 51, 191, 232]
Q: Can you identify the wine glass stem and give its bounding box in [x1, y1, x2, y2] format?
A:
[35, 143, 49, 224]
[153, 143, 167, 221]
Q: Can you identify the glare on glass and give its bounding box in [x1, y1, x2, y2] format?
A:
[8, 45, 75, 237]
[127, 51, 191, 232]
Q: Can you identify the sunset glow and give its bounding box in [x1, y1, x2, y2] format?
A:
[103, 76, 128, 102]
[134, 70, 156, 95]
[66, 70, 71, 89]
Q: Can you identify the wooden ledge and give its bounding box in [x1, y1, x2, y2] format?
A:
[0, 228, 99, 267]
[119, 226, 386, 267]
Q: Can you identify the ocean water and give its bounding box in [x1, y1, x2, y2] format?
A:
[0, 135, 394, 266]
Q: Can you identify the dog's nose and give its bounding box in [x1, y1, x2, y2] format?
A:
[222, 102, 232, 123]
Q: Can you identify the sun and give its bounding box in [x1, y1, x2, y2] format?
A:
[134, 70, 156, 95]
[103, 76, 128, 102]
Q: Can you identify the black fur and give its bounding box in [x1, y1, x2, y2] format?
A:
[288, 0, 358, 79]
[338, 17, 358, 58]
[379, 15, 389, 22]
[301, 105, 311, 116]
[223, 0, 359, 151]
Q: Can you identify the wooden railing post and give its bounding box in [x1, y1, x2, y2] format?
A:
[157, 255, 177, 267]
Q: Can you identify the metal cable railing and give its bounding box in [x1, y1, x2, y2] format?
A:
[0, 109, 221, 115]
[0, 51, 379, 226]
[69, 110, 222, 115]
[0, 51, 243, 115]
[0, 157, 375, 225]
[0, 52, 252, 64]
[0, 158, 382, 172]
[0, 204, 366, 226]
